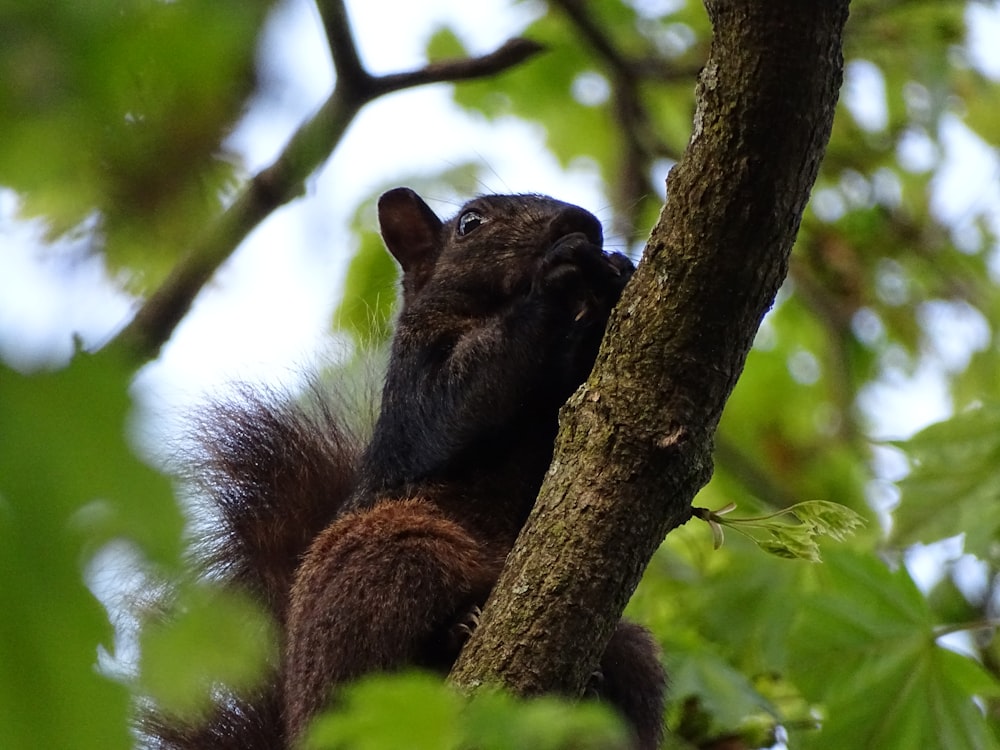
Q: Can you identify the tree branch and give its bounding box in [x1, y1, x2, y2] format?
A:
[369, 38, 545, 95]
[451, 0, 848, 699]
[108, 1, 542, 364]
[547, 0, 701, 85]
[315, 0, 368, 89]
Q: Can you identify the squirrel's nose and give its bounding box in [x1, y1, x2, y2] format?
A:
[548, 205, 603, 248]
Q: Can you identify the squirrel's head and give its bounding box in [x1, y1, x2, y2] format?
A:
[378, 187, 605, 307]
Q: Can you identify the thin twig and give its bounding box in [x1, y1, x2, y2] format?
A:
[315, 0, 368, 88]
[546, 0, 688, 242]
[371, 39, 544, 95]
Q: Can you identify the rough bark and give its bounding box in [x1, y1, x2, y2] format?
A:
[450, 0, 849, 698]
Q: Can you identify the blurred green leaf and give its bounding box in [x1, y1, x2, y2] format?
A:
[0, 352, 181, 750]
[306, 672, 461, 750]
[426, 25, 467, 62]
[665, 646, 777, 741]
[926, 572, 982, 626]
[0, 0, 270, 287]
[890, 404, 1000, 556]
[464, 689, 627, 750]
[789, 550, 1000, 750]
[139, 583, 275, 718]
[306, 672, 626, 750]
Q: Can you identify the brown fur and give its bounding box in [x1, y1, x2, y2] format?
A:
[285, 498, 503, 735]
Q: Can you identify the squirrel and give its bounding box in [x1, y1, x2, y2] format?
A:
[141, 188, 666, 749]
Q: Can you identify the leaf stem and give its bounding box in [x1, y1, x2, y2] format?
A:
[934, 619, 999, 638]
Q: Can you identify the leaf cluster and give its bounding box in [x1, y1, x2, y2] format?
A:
[306, 672, 628, 750]
[0, 0, 270, 286]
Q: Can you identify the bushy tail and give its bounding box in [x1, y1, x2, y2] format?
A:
[139, 381, 363, 749]
[138, 688, 283, 750]
[186, 382, 363, 624]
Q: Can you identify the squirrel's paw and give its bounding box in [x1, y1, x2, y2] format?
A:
[539, 234, 635, 298]
[537, 233, 600, 294]
[603, 251, 635, 288]
[445, 604, 483, 654]
[584, 667, 605, 700]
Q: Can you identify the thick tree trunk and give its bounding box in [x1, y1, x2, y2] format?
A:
[450, 0, 849, 697]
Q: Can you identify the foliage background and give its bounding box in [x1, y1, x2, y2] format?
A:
[1, 0, 1000, 748]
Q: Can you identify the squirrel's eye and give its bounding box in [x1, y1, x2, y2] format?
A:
[457, 210, 485, 237]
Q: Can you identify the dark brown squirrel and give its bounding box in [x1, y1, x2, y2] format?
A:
[142, 188, 666, 749]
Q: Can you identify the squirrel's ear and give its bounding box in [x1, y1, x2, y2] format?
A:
[378, 188, 443, 276]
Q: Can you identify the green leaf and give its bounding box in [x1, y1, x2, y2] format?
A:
[789, 551, 1000, 750]
[927, 573, 982, 626]
[426, 26, 468, 62]
[306, 673, 462, 750]
[792, 500, 867, 541]
[700, 501, 865, 562]
[890, 404, 1000, 556]
[756, 534, 820, 562]
[0, 353, 182, 750]
[665, 646, 777, 740]
[681, 541, 807, 674]
[306, 673, 626, 750]
[0, 0, 269, 287]
[139, 584, 276, 718]
[464, 689, 627, 750]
